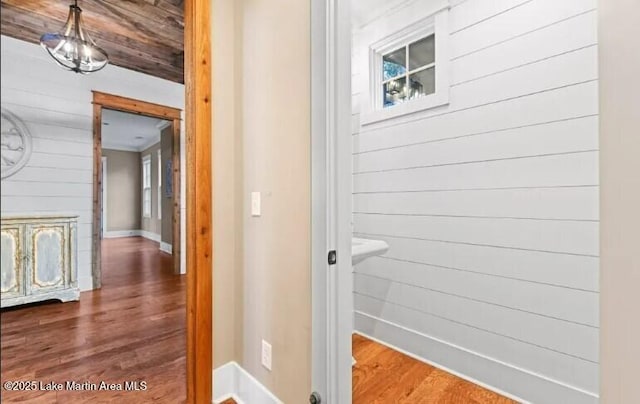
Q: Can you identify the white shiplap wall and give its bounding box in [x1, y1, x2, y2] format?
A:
[351, 0, 599, 402]
[0, 36, 186, 290]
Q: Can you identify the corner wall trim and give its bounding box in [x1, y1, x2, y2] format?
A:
[213, 362, 283, 404]
[160, 241, 173, 255]
[140, 230, 161, 242]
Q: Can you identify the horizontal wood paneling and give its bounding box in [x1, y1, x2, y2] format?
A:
[0, 36, 184, 291]
[356, 256, 598, 328]
[451, 10, 597, 85]
[352, 234, 599, 292]
[449, 0, 532, 33]
[450, 0, 596, 58]
[354, 274, 598, 366]
[450, 45, 597, 110]
[2, 87, 93, 117]
[352, 0, 599, 400]
[354, 81, 598, 152]
[1, 103, 93, 131]
[20, 153, 94, 171]
[354, 151, 598, 193]
[0, 197, 92, 212]
[3, 167, 93, 184]
[355, 294, 597, 389]
[354, 213, 598, 256]
[354, 115, 598, 174]
[353, 186, 599, 221]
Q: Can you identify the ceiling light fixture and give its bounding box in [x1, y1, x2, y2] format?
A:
[40, 0, 109, 74]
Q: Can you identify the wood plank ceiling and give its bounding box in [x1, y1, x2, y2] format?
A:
[0, 0, 184, 83]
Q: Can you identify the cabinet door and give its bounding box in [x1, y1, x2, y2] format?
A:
[26, 223, 68, 294]
[1, 225, 25, 299]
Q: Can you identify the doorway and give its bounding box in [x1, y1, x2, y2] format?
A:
[92, 91, 183, 287]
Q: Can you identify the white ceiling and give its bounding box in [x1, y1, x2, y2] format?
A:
[351, 0, 405, 28]
[101, 109, 170, 152]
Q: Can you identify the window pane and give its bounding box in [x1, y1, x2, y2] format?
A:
[383, 47, 406, 81]
[143, 159, 151, 188]
[408, 67, 435, 100]
[383, 76, 407, 107]
[409, 35, 435, 71]
[143, 189, 151, 217]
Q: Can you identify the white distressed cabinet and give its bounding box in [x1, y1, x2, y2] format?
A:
[1, 215, 80, 308]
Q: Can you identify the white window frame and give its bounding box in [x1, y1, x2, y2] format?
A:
[157, 149, 162, 220]
[361, 4, 450, 125]
[142, 154, 152, 218]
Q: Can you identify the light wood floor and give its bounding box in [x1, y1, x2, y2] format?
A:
[1, 237, 186, 403]
[353, 334, 517, 403]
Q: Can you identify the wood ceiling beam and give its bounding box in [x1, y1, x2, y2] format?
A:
[0, 0, 184, 83]
[2, 0, 183, 49]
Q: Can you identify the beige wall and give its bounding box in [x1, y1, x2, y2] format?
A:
[160, 126, 174, 245]
[141, 142, 161, 236]
[240, 0, 311, 401]
[102, 149, 141, 232]
[599, 1, 640, 402]
[211, 0, 312, 401]
[212, 0, 244, 367]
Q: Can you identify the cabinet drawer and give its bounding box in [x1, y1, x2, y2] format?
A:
[1, 225, 25, 299]
[26, 223, 69, 294]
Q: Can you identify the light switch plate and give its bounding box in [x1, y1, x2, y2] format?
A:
[261, 339, 272, 371]
[251, 192, 261, 216]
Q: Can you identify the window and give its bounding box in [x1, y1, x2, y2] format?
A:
[361, 5, 450, 125]
[142, 154, 151, 218]
[157, 149, 162, 220]
[382, 34, 435, 107]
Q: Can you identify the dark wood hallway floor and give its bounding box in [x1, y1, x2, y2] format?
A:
[0, 237, 186, 403]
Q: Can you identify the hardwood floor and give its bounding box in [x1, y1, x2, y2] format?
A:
[1, 237, 186, 403]
[353, 334, 517, 404]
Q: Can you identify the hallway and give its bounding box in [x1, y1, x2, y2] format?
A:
[0, 237, 186, 403]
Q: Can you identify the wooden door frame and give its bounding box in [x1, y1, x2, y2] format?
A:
[91, 1, 212, 398]
[184, 1, 213, 402]
[92, 91, 182, 281]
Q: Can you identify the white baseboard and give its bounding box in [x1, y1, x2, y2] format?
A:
[140, 230, 161, 242]
[355, 313, 599, 403]
[103, 230, 162, 243]
[159, 241, 173, 255]
[103, 230, 142, 238]
[213, 362, 282, 404]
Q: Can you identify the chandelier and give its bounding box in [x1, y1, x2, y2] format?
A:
[39, 0, 109, 74]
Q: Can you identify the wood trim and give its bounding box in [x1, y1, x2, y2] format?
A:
[172, 118, 182, 275]
[92, 91, 182, 121]
[184, 0, 213, 402]
[92, 103, 103, 290]
[92, 92, 183, 283]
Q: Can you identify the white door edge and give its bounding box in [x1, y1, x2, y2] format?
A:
[311, 0, 353, 402]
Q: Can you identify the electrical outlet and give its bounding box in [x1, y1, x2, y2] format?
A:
[251, 192, 261, 216]
[261, 339, 272, 371]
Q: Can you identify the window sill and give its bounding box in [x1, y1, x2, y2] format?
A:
[361, 91, 449, 126]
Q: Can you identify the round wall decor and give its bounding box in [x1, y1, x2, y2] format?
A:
[1, 107, 33, 179]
